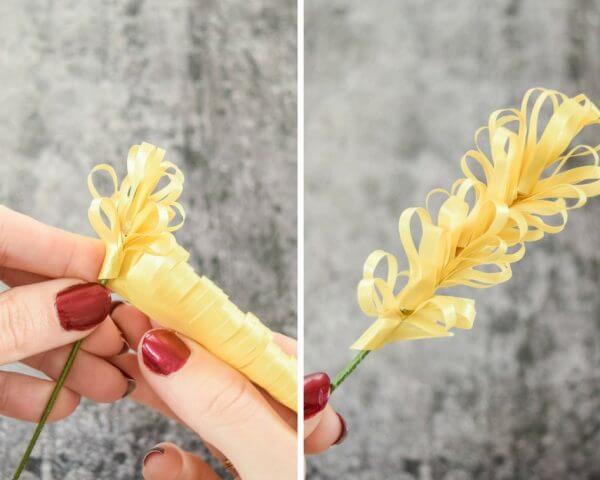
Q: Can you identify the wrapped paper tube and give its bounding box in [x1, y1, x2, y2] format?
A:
[88, 143, 297, 411]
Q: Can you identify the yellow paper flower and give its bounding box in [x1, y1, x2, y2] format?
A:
[88, 143, 297, 411]
[353, 88, 600, 351]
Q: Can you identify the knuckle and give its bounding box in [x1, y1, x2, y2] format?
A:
[201, 375, 258, 427]
[0, 290, 29, 354]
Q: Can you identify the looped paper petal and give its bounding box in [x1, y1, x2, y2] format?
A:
[355, 88, 600, 351]
[88, 143, 183, 280]
[88, 143, 297, 411]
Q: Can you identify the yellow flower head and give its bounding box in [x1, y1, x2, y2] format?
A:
[88, 143, 185, 280]
[353, 88, 600, 351]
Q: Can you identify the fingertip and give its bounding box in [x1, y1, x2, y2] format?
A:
[138, 329, 191, 377]
[81, 317, 125, 357]
[142, 443, 182, 480]
[333, 413, 348, 445]
[304, 405, 346, 454]
[304, 372, 331, 420]
[46, 390, 81, 423]
[111, 303, 152, 352]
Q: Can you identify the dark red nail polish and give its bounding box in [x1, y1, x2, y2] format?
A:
[116, 368, 136, 398]
[122, 377, 136, 398]
[304, 372, 331, 419]
[55, 283, 111, 331]
[143, 446, 165, 465]
[334, 413, 348, 445]
[141, 329, 190, 376]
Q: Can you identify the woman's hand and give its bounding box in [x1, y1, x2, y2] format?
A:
[0, 206, 136, 422]
[111, 304, 297, 480]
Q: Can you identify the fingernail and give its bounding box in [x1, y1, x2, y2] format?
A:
[122, 377, 136, 398]
[333, 413, 348, 445]
[110, 300, 124, 315]
[143, 446, 165, 465]
[117, 369, 136, 398]
[56, 283, 111, 331]
[115, 367, 136, 398]
[141, 329, 190, 376]
[304, 372, 331, 419]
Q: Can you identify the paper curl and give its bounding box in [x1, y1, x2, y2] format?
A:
[354, 88, 600, 351]
[88, 143, 297, 411]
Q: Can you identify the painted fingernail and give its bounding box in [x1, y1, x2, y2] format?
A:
[304, 372, 331, 419]
[122, 378, 136, 398]
[56, 283, 111, 331]
[141, 329, 190, 376]
[143, 446, 165, 465]
[333, 413, 348, 445]
[117, 369, 136, 398]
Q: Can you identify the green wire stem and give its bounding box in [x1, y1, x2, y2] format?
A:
[330, 350, 371, 393]
[12, 279, 108, 480]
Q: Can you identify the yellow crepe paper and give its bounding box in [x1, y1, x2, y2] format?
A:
[88, 143, 297, 411]
[353, 88, 600, 351]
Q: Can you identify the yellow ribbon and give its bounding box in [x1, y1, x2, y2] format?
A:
[88, 143, 184, 280]
[88, 142, 297, 411]
[354, 88, 600, 351]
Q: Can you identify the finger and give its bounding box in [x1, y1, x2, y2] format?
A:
[273, 332, 297, 356]
[256, 384, 297, 430]
[113, 306, 297, 428]
[0, 266, 48, 287]
[0, 370, 80, 422]
[111, 354, 229, 466]
[257, 333, 297, 428]
[110, 302, 152, 352]
[110, 353, 178, 421]
[113, 306, 298, 426]
[138, 329, 296, 480]
[142, 442, 221, 480]
[0, 206, 104, 281]
[303, 372, 331, 437]
[0, 279, 111, 364]
[113, 308, 298, 427]
[23, 346, 134, 403]
[304, 405, 347, 454]
[303, 371, 347, 453]
[81, 316, 127, 357]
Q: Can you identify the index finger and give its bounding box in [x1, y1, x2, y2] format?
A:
[0, 206, 103, 280]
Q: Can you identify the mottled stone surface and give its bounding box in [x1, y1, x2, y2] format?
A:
[0, 0, 296, 478]
[305, 1, 600, 479]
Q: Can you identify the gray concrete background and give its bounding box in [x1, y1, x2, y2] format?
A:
[0, 0, 296, 478]
[305, 1, 600, 479]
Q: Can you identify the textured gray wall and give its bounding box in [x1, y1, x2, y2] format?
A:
[305, 1, 600, 479]
[0, 0, 296, 478]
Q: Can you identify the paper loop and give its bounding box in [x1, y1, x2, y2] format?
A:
[355, 88, 600, 351]
[87, 143, 185, 279]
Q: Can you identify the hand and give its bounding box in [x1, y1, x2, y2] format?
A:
[0, 206, 135, 422]
[304, 373, 347, 453]
[110, 304, 297, 480]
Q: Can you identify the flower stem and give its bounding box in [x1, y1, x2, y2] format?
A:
[12, 279, 108, 480]
[330, 350, 370, 393]
[12, 340, 83, 479]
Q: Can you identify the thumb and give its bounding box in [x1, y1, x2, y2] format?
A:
[0, 279, 111, 363]
[137, 328, 296, 480]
